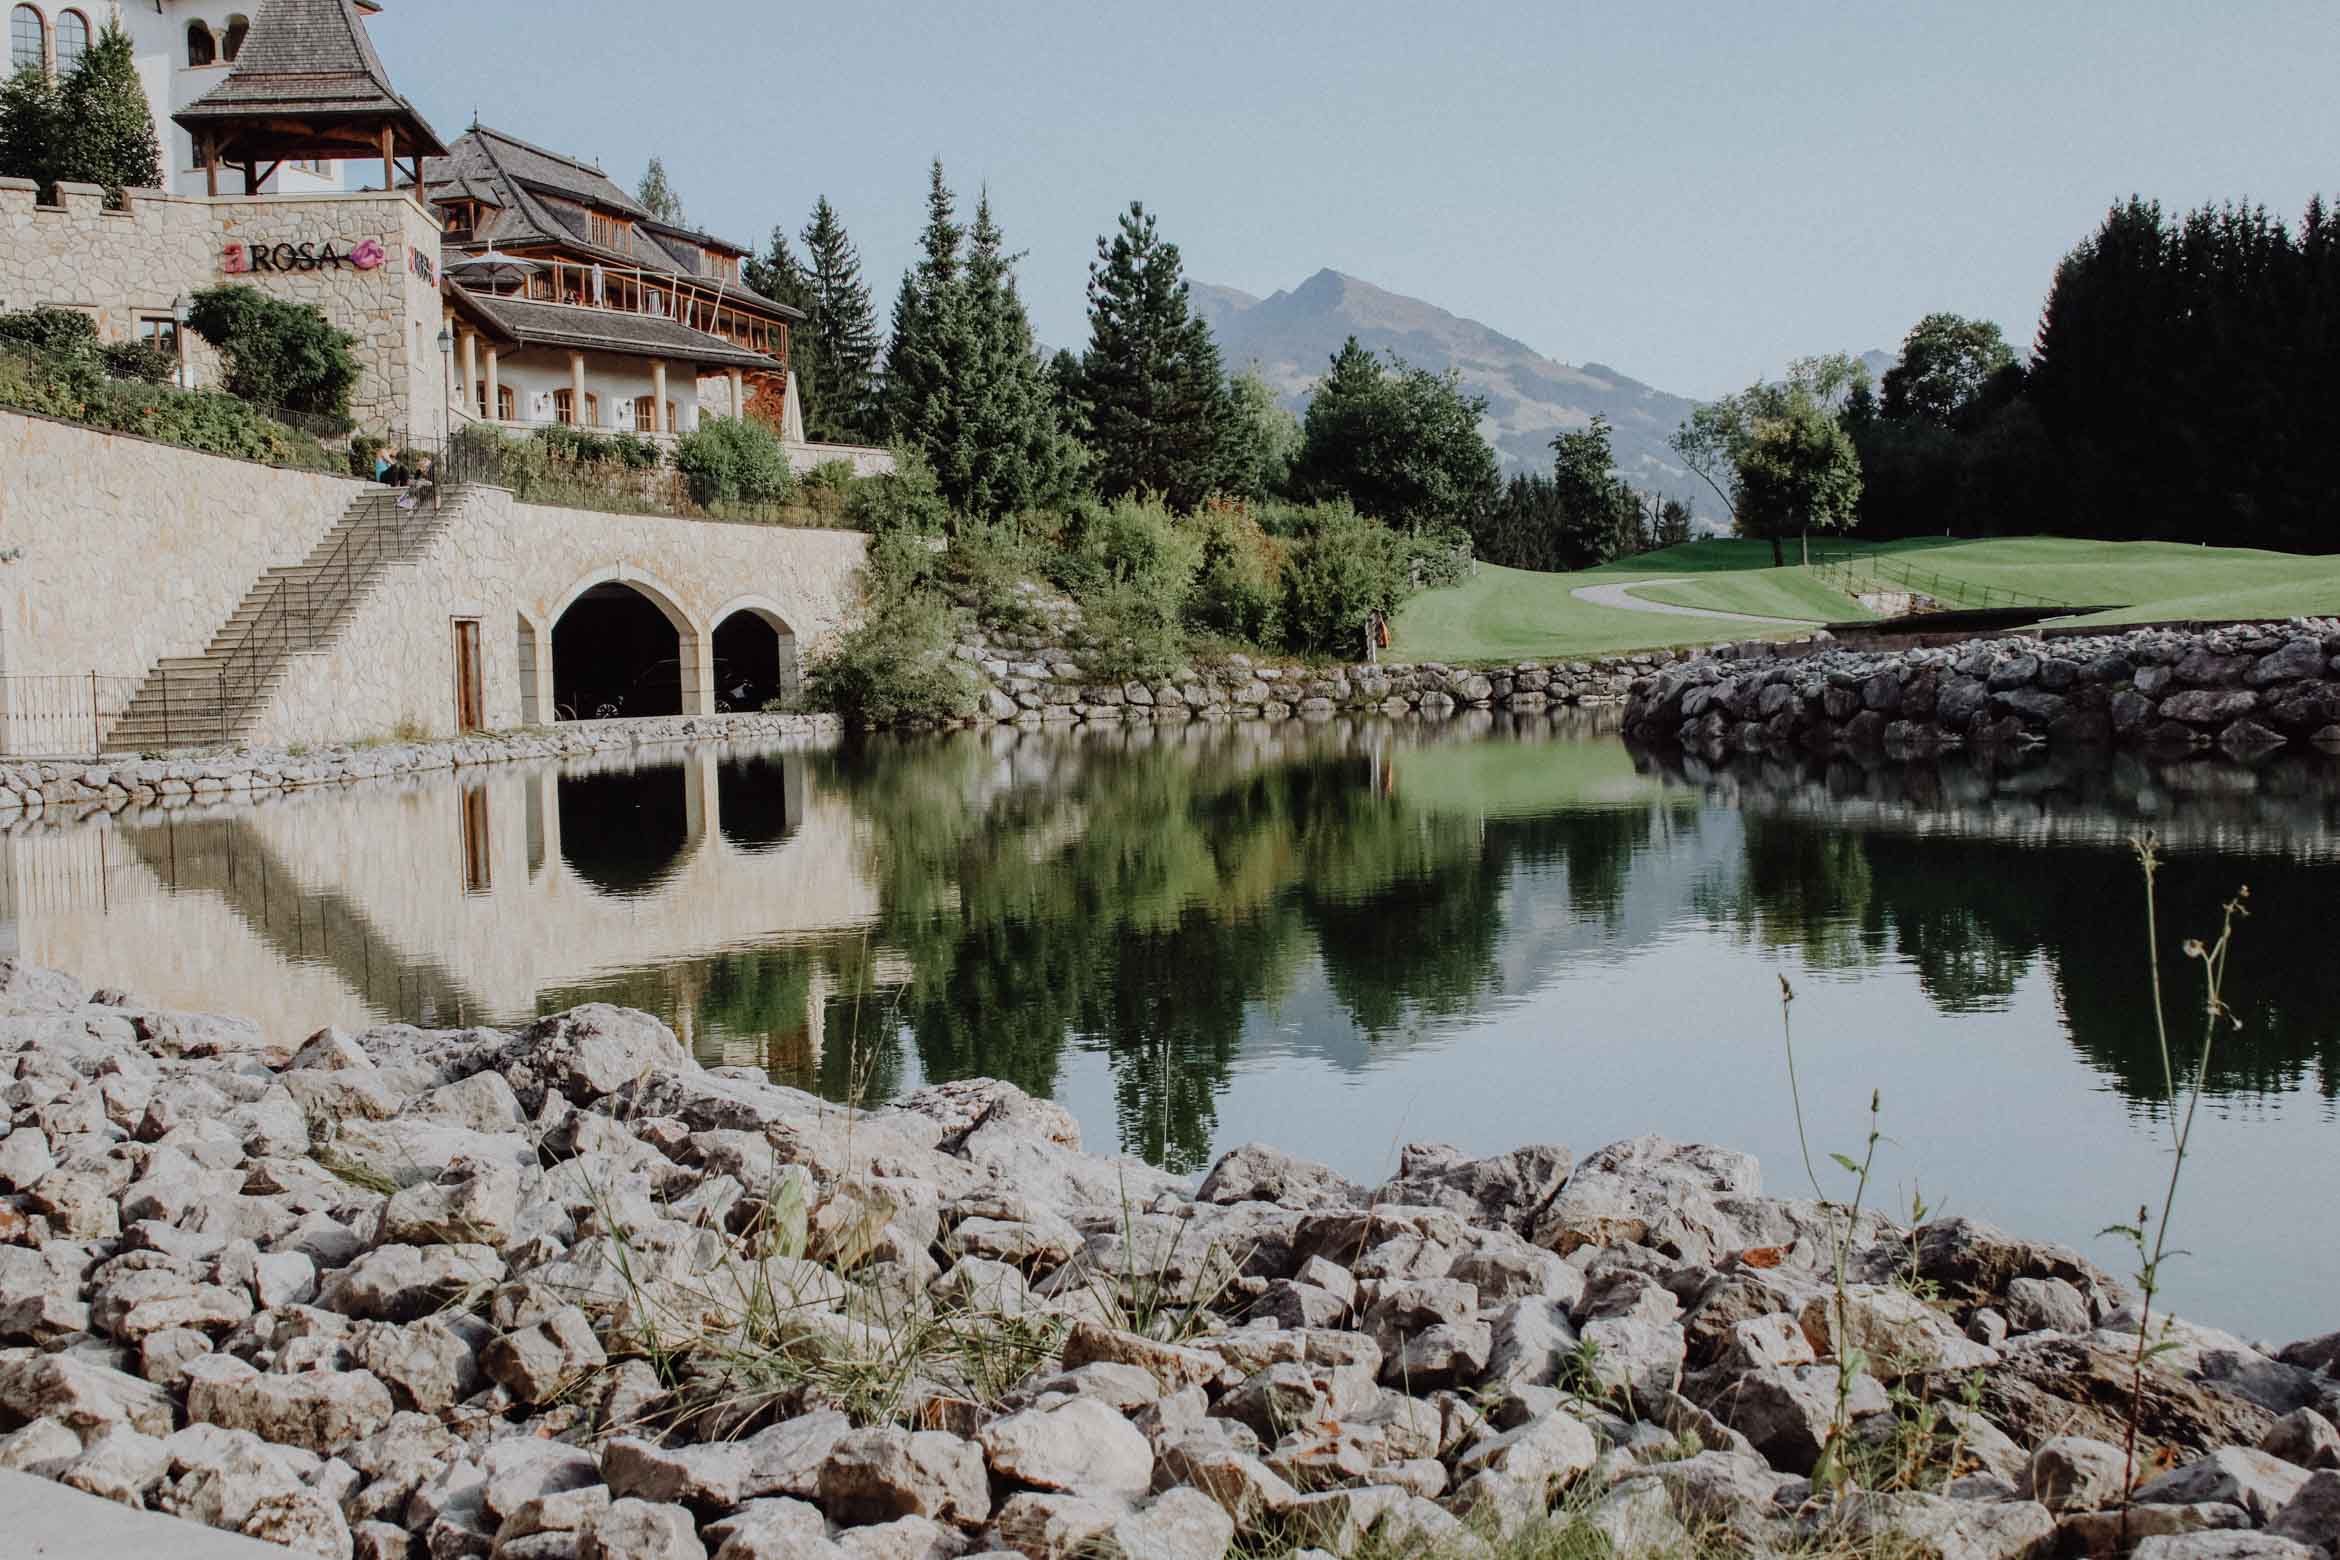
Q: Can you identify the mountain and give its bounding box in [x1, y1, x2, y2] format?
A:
[1193, 270, 1711, 511]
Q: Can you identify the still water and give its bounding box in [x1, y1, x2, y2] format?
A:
[6, 715, 2334, 1339]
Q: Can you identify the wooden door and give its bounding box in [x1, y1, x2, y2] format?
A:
[452, 619, 484, 732]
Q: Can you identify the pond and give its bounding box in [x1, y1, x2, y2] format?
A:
[6, 714, 2334, 1340]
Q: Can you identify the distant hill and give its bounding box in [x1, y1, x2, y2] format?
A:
[1192, 269, 1712, 512]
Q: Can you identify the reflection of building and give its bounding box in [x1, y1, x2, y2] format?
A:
[425, 128, 798, 440]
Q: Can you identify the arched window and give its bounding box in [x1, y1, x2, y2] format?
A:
[221, 13, 248, 61]
[186, 19, 215, 67]
[8, 6, 44, 75]
[52, 7, 84, 72]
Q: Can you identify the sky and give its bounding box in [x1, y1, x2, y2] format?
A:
[376, 0, 2338, 400]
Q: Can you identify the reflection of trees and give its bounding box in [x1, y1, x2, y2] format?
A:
[1695, 818, 1882, 975]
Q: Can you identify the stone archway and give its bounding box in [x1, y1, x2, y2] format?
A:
[547, 570, 705, 721]
[708, 596, 800, 713]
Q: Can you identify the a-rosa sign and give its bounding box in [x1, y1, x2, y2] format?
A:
[222, 237, 387, 275]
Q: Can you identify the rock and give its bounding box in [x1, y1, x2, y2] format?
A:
[1481, 1296, 1580, 1389]
[2263, 1408, 2340, 1471]
[1195, 1143, 1365, 1210]
[2029, 1435, 2132, 1514]
[2004, 1276, 2093, 1335]
[1798, 1284, 1999, 1374]
[2136, 1447, 2313, 1523]
[1153, 1433, 1298, 1527]
[818, 1428, 991, 1527]
[1060, 1323, 1220, 1392]
[603, 1437, 752, 1512]
[2266, 1470, 2340, 1551]
[316, 1244, 506, 1322]
[1532, 1136, 1760, 1263]
[350, 1318, 484, 1415]
[59, 1424, 169, 1507]
[1452, 1411, 1598, 1487]
[833, 1515, 966, 1558]
[976, 1398, 1152, 1502]
[2131, 1536, 2322, 1560]
[380, 1160, 523, 1248]
[0, 1348, 177, 1436]
[0, 1416, 81, 1471]
[502, 1007, 690, 1111]
[1831, 1491, 2057, 1560]
[2160, 689, 2260, 726]
[1374, 1144, 1570, 1235]
[1099, 1487, 1237, 1560]
[580, 1498, 709, 1560]
[2058, 1503, 2250, 1555]
[741, 1410, 854, 1500]
[1704, 1363, 1889, 1475]
[1635, 1451, 1794, 1527]
[182, 1355, 396, 1454]
[988, 1490, 1118, 1557]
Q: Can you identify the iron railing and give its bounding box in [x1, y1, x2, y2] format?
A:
[1807, 549, 2070, 613]
[0, 674, 142, 759]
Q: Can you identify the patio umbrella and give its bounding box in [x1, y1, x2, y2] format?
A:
[445, 250, 542, 292]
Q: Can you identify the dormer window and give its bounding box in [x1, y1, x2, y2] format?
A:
[587, 210, 628, 248]
[186, 19, 216, 66]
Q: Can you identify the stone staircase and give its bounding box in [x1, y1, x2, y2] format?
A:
[101, 487, 468, 754]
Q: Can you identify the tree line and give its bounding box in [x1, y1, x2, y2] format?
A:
[1674, 193, 2340, 558]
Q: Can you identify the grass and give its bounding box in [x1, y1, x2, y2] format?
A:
[1389, 535, 2340, 664]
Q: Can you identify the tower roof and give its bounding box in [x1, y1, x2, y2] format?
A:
[174, 0, 445, 163]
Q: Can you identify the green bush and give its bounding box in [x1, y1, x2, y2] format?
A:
[844, 448, 953, 535]
[185, 285, 359, 416]
[1065, 494, 1202, 608]
[948, 518, 1054, 629]
[673, 415, 793, 507]
[101, 339, 175, 385]
[1279, 502, 1408, 655]
[1402, 522, 1476, 591]
[807, 590, 979, 724]
[1186, 502, 1285, 645]
[0, 308, 99, 356]
[1077, 578, 1190, 684]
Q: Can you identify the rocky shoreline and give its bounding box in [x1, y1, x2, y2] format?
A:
[0, 714, 842, 824]
[1624, 621, 2340, 761]
[0, 963, 2335, 1559]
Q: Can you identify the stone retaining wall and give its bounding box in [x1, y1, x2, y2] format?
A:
[0, 710, 839, 824]
[1624, 619, 2340, 760]
[953, 621, 1668, 727]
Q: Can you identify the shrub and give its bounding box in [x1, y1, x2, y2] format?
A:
[1065, 495, 1202, 610]
[0, 308, 99, 356]
[185, 285, 359, 416]
[948, 518, 1054, 629]
[1402, 521, 1476, 591]
[844, 448, 953, 536]
[1077, 578, 1190, 684]
[100, 339, 175, 384]
[1278, 502, 1408, 655]
[673, 415, 793, 507]
[807, 591, 979, 724]
[1186, 501, 1285, 645]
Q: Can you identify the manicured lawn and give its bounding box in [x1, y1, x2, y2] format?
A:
[1388, 535, 2340, 665]
[1627, 570, 1881, 623]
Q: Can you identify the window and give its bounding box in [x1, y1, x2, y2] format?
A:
[53, 7, 83, 72]
[632, 395, 657, 433]
[185, 19, 214, 66]
[587, 211, 628, 248]
[554, 389, 599, 427]
[221, 13, 248, 62]
[476, 382, 514, 420]
[138, 317, 178, 355]
[9, 6, 43, 74]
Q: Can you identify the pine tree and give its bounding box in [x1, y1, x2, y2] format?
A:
[59, 23, 158, 200]
[1077, 202, 1233, 510]
[798, 197, 882, 443]
[636, 157, 685, 223]
[0, 62, 60, 193]
[880, 159, 964, 447]
[940, 189, 1077, 516]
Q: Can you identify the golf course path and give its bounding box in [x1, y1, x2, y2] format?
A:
[1570, 577, 1824, 627]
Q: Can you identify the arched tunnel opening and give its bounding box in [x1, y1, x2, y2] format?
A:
[553, 584, 683, 721]
[711, 611, 797, 713]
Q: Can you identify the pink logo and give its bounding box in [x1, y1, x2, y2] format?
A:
[349, 239, 386, 271]
[221, 242, 250, 274]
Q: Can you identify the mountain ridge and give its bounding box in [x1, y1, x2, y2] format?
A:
[1192, 268, 1707, 508]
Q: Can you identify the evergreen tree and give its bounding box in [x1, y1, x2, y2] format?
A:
[798, 197, 882, 442]
[1077, 201, 1233, 510]
[636, 157, 685, 223]
[0, 62, 59, 193]
[59, 22, 159, 201]
[880, 159, 964, 446]
[1292, 337, 1499, 532]
[1222, 368, 1300, 500]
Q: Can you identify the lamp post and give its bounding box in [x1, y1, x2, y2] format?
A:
[437, 325, 454, 444]
[171, 295, 190, 390]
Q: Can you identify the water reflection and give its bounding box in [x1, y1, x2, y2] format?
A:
[4, 716, 2337, 1334]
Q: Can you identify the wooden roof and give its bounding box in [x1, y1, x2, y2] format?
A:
[174, 0, 445, 161]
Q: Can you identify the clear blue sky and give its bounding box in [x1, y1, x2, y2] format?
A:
[376, 0, 2337, 399]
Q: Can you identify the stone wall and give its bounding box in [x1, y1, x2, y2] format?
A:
[248, 488, 868, 747]
[1624, 620, 2340, 760]
[0, 409, 370, 746]
[951, 615, 1663, 727]
[0, 181, 444, 433]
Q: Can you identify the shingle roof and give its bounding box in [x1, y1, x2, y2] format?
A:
[454, 289, 782, 372]
[174, 0, 446, 154]
[420, 128, 794, 315]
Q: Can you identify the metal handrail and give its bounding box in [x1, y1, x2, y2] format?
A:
[1808, 549, 2069, 613]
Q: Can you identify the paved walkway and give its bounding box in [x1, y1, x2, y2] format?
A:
[1570, 577, 1824, 628]
[3, 1471, 303, 1558]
